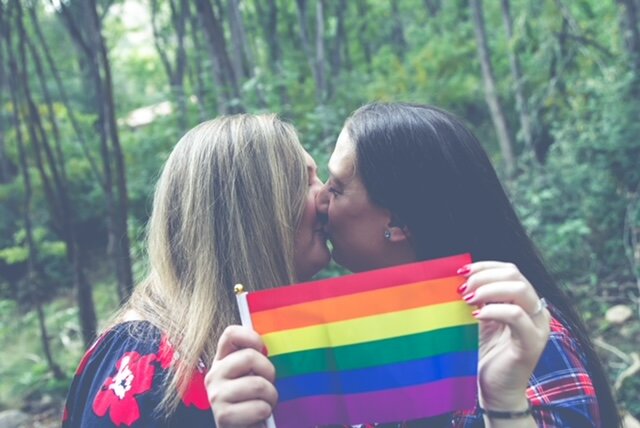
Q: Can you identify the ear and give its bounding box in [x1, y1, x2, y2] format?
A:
[387, 215, 411, 243]
[386, 225, 411, 243]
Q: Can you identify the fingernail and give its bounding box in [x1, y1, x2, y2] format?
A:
[261, 346, 269, 356]
[472, 309, 481, 317]
[457, 283, 467, 294]
[457, 265, 471, 276]
[462, 292, 475, 302]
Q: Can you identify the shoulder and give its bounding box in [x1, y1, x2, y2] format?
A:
[63, 321, 213, 427]
[62, 321, 163, 427]
[526, 312, 600, 426]
[534, 311, 590, 378]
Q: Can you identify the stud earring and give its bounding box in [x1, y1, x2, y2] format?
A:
[384, 230, 392, 240]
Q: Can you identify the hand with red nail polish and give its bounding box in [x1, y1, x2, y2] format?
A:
[462, 261, 551, 421]
[205, 325, 277, 428]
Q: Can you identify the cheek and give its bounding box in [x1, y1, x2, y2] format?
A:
[303, 194, 318, 226]
[328, 198, 356, 227]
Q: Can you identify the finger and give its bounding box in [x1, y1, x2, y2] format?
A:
[215, 325, 265, 361]
[462, 281, 540, 314]
[474, 303, 550, 351]
[214, 399, 274, 427]
[464, 265, 524, 292]
[529, 299, 552, 329]
[208, 348, 276, 383]
[210, 375, 279, 408]
[460, 261, 516, 275]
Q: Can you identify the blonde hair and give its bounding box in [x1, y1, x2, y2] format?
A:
[111, 114, 307, 413]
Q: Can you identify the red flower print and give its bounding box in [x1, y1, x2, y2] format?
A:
[157, 336, 209, 410]
[93, 352, 156, 426]
[157, 335, 177, 369]
[62, 405, 69, 422]
[181, 359, 210, 410]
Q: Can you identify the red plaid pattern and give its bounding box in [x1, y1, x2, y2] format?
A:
[453, 314, 600, 427]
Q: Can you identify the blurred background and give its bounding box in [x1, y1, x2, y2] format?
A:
[0, 0, 638, 426]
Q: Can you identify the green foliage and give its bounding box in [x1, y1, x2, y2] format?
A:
[0, 224, 70, 304]
[0, 246, 29, 264]
[0, 0, 638, 418]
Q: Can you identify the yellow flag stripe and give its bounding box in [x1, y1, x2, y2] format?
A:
[262, 300, 476, 357]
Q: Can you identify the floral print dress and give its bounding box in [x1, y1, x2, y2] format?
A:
[63, 321, 214, 427]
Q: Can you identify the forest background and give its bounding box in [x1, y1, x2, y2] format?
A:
[0, 0, 639, 426]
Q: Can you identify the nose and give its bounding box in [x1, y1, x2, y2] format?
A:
[316, 182, 329, 214]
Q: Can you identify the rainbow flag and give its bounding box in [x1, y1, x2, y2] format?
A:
[239, 253, 478, 428]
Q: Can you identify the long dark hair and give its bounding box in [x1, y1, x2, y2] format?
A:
[346, 102, 620, 427]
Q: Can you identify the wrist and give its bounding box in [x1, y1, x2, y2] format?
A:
[479, 391, 529, 413]
[478, 399, 532, 419]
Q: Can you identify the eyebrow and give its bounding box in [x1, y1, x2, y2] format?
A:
[327, 169, 345, 187]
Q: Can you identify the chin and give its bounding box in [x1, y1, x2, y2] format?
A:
[331, 250, 355, 273]
[298, 250, 331, 281]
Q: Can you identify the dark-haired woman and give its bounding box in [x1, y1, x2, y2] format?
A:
[315, 103, 619, 427]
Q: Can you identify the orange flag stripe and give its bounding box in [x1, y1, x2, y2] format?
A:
[251, 276, 464, 334]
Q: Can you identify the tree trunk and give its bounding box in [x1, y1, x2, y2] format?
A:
[617, 0, 640, 78]
[296, 0, 326, 102]
[15, 1, 99, 346]
[0, 35, 11, 184]
[36, 302, 66, 380]
[355, 0, 372, 70]
[186, 0, 209, 120]
[53, 0, 134, 301]
[151, 0, 189, 130]
[264, 0, 282, 68]
[330, 0, 350, 76]
[5, 5, 79, 372]
[10, 81, 64, 380]
[195, 0, 244, 113]
[296, 0, 317, 90]
[338, 0, 351, 70]
[55, 1, 96, 112]
[390, 0, 407, 58]
[254, 0, 289, 107]
[424, 0, 441, 17]
[501, 0, 532, 152]
[12, 89, 65, 380]
[470, 0, 516, 177]
[315, 0, 327, 102]
[172, 0, 189, 130]
[23, 8, 99, 347]
[228, 0, 252, 81]
[88, 0, 135, 299]
[28, 4, 103, 185]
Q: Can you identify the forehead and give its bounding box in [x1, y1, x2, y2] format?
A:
[328, 129, 356, 180]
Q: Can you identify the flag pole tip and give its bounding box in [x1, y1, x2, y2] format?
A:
[234, 284, 245, 294]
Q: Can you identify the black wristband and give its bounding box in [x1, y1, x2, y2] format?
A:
[478, 400, 533, 419]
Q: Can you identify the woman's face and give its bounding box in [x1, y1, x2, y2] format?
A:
[293, 151, 332, 281]
[316, 129, 414, 272]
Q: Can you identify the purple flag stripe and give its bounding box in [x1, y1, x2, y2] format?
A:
[273, 376, 477, 428]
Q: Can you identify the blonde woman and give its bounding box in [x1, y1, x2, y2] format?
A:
[62, 114, 330, 427]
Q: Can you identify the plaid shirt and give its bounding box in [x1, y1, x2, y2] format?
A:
[344, 313, 600, 428]
[452, 313, 600, 427]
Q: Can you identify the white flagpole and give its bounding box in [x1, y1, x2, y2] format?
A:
[234, 284, 277, 428]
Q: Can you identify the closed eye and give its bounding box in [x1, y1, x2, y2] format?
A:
[328, 187, 342, 196]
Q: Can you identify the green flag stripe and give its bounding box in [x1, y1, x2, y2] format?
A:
[271, 323, 478, 379]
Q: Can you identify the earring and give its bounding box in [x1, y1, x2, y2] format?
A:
[384, 230, 392, 240]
